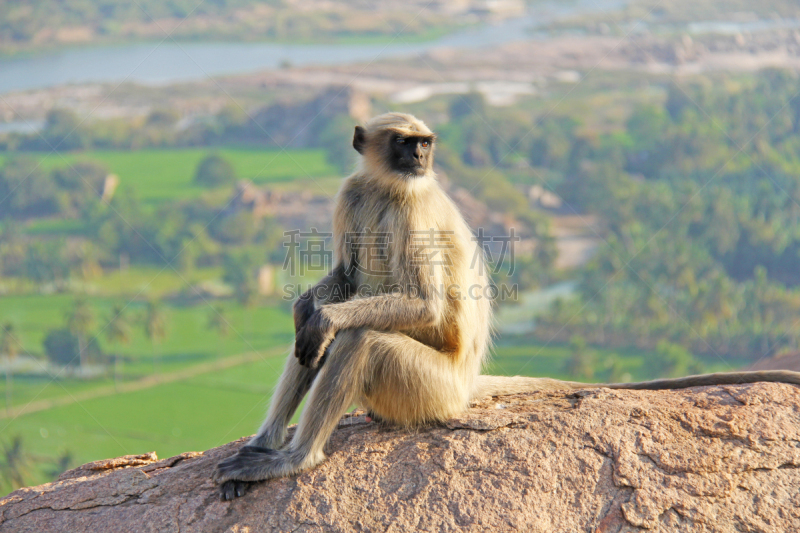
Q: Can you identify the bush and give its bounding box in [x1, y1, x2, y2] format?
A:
[43, 329, 102, 367]
[653, 341, 703, 378]
[42, 108, 88, 151]
[193, 154, 236, 187]
[43, 329, 79, 366]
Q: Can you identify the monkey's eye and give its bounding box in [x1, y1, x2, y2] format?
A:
[421, 140, 430, 148]
[396, 137, 406, 144]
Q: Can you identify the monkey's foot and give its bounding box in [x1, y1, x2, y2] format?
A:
[213, 445, 323, 500]
[218, 480, 253, 501]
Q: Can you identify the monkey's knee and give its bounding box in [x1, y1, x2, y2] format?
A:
[328, 328, 372, 351]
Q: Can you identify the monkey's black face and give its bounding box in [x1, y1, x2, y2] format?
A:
[388, 134, 433, 177]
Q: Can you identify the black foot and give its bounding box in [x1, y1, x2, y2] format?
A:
[214, 445, 284, 500]
[219, 480, 252, 501]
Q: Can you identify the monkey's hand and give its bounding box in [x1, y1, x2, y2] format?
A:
[295, 310, 336, 368]
[293, 290, 316, 335]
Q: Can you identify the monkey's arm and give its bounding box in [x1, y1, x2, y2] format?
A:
[292, 264, 355, 334]
[295, 286, 443, 368]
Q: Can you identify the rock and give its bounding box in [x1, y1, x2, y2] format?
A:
[2, 383, 800, 532]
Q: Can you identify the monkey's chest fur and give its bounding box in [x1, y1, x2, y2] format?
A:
[336, 176, 485, 354]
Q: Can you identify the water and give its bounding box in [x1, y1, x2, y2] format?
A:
[0, 0, 627, 95]
[0, 120, 44, 134]
[688, 18, 800, 35]
[496, 281, 577, 335]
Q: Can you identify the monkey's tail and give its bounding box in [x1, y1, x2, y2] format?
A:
[471, 370, 800, 400]
[603, 370, 800, 390]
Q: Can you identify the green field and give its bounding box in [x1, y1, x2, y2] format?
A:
[0, 293, 294, 409]
[487, 341, 749, 383]
[1, 355, 291, 490]
[2, 147, 337, 208]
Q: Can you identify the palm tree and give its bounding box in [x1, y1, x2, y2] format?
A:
[207, 305, 230, 356]
[66, 297, 94, 373]
[143, 300, 167, 375]
[0, 436, 31, 493]
[105, 305, 131, 391]
[1, 323, 21, 416]
[44, 450, 75, 481]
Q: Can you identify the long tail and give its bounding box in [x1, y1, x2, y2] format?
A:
[604, 370, 800, 390]
[471, 370, 800, 400]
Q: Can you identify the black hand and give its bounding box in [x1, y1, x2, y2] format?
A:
[293, 291, 316, 335]
[294, 311, 333, 368]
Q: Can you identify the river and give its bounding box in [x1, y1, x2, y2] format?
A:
[0, 0, 627, 95]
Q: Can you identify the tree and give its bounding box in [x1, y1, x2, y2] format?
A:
[43, 329, 102, 369]
[0, 156, 58, 217]
[51, 160, 108, 216]
[222, 250, 260, 306]
[653, 341, 702, 379]
[0, 436, 32, 494]
[42, 108, 87, 150]
[565, 336, 595, 381]
[23, 240, 69, 288]
[194, 154, 236, 187]
[207, 305, 230, 356]
[665, 82, 693, 122]
[66, 297, 94, 372]
[145, 108, 180, 128]
[105, 305, 132, 391]
[1, 322, 21, 415]
[449, 92, 486, 121]
[44, 450, 75, 481]
[318, 115, 359, 173]
[143, 300, 167, 375]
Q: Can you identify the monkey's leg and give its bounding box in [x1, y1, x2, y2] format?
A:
[248, 345, 319, 450]
[216, 348, 319, 501]
[214, 331, 464, 498]
[215, 329, 372, 496]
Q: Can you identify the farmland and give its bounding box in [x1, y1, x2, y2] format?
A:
[1, 147, 338, 213]
[0, 293, 294, 410]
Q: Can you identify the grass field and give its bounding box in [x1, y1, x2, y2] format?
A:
[2, 147, 337, 210]
[487, 340, 750, 383]
[1, 355, 290, 491]
[0, 293, 294, 410]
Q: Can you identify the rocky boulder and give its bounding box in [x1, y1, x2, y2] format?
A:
[2, 383, 800, 532]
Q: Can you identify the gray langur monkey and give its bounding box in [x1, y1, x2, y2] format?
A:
[214, 112, 800, 500]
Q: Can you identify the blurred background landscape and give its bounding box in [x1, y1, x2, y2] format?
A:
[3, 0, 800, 494]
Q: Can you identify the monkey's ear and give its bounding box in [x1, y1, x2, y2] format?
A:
[353, 126, 366, 154]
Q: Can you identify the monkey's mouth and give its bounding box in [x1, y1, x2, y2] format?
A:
[397, 161, 426, 177]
